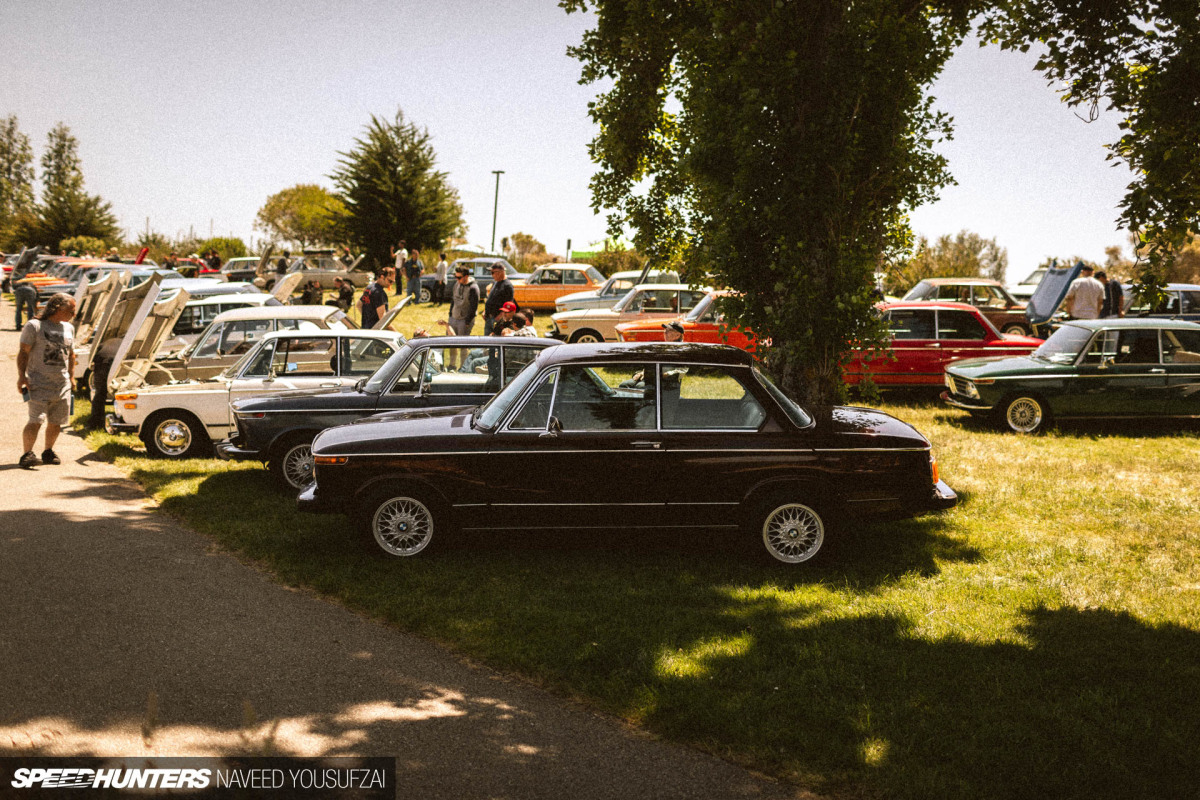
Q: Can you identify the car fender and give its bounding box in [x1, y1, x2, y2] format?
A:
[265, 426, 325, 459]
[352, 474, 456, 521]
[740, 476, 837, 511]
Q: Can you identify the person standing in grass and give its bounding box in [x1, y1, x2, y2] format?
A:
[402, 249, 424, 303]
[434, 252, 448, 304]
[17, 293, 77, 469]
[360, 268, 394, 328]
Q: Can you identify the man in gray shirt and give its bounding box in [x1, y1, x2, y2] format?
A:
[17, 293, 77, 468]
[446, 266, 480, 336]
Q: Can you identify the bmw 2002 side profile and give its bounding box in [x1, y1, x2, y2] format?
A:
[299, 343, 957, 564]
[942, 318, 1200, 433]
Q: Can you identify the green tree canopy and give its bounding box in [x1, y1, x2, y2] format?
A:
[565, 0, 1199, 402]
[195, 236, 248, 261]
[16, 122, 120, 250]
[330, 111, 466, 270]
[0, 115, 36, 248]
[886, 230, 1009, 295]
[254, 184, 346, 249]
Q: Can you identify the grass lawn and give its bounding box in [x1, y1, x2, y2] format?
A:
[73, 388, 1200, 800]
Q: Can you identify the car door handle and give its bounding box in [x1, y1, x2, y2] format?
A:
[632, 441, 662, 450]
[1149, 369, 1165, 374]
[320, 382, 340, 387]
[928, 342, 941, 348]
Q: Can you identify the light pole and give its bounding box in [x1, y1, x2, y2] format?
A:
[490, 170, 505, 254]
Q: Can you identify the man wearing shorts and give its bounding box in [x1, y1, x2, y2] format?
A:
[17, 293, 77, 468]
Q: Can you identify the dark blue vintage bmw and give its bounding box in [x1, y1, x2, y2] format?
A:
[299, 343, 957, 564]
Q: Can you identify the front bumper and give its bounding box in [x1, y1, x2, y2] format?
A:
[297, 481, 341, 515]
[214, 438, 264, 462]
[104, 413, 138, 435]
[940, 390, 993, 412]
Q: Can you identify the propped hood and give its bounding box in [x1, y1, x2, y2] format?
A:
[1026, 262, 1083, 325]
[109, 281, 192, 392]
[270, 271, 304, 301]
[73, 269, 129, 348]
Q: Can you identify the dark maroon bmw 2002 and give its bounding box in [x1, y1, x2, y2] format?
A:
[299, 343, 957, 564]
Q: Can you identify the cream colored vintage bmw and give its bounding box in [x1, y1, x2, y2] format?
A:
[108, 329, 404, 459]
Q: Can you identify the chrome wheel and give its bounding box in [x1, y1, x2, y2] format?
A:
[1002, 323, 1028, 336]
[280, 442, 313, 489]
[152, 417, 194, 458]
[762, 502, 824, 564]
[372, 496, 435, 557]
[1005, 396, 1044, 434]
[570, 330, 602, 343]
[419, 287, 432, 303]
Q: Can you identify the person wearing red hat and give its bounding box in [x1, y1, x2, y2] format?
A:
[489, 300, 518, 336]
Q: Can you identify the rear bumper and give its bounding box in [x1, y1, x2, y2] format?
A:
[940, 390, 993, 412]
[214, 438, 264, 462]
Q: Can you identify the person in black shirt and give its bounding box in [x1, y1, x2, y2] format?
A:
[360, 268, 394, 328]
[483, 263, 514, 334]
[1097, 270, 1125, 318]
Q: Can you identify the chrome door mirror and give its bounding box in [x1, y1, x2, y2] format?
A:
[540, 416, 562, 438]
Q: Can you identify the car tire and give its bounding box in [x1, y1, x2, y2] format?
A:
[569, 328, 604, 344]
[756, 498, 826, 564]
[142, 411, 209, 459]
[264, 279, 276, 292]
[269, 436, 315, 491]
[361, 485, 447, 558]
[1002, 323, 1031, 336]
[1000, 394, 1051, 434]
[419, 286, 432, 303]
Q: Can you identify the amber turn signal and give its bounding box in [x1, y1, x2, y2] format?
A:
[313, 456, 348, 465]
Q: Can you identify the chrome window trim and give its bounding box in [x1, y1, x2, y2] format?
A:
[500, 366, 561, 432]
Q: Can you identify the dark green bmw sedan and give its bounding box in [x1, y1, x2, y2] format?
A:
[942, 318, 1200, 433]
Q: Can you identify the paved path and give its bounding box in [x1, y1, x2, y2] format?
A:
[0, 302, 807, 799]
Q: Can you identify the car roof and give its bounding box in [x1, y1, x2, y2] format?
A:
[258, 328, 403, 342]
[629, 283, 698, 292]
[919, 278, 1004, 286]
[535, 263, 593, 270]
[405, 335, 560, 349]
[209, 305, 344, 323]
[539, 341, 754, 368]
[879, 301, 979, 312]
[185, 293, 276, 307]
[1062, 318, 1200, 331]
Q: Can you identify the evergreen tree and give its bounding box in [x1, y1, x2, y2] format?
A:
[17, 122, 120, 249]
[0, 115, 35, 248]
[330, 111, 465, 270]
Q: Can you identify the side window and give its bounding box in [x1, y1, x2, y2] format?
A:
[510, 371, 558, 430]
[1114, 329, 1161, 364]
[1083, 331, 1119, 363]
[192, 324, 226, 358]
[172, 307, 203, 335]
[641, 290, 677, 313]
[551, 365, 655, 430]
[542, 269, 563, 284]
[1182, 292, 1200, 314]
[388, 353, 424, 394]
[937, 310, 987, 340]
[422, 346, 498, 394]
[502, 346, 541, 385]
[889, 310, 935, 340]
[660, 364, 766, 430]
[240, 340, 277, 378]
[342, 338, 396, 375]
[937, 285, 970, 302]
[274, 338, 337, 376]
[973, 286, 1006, 308]
[564, 270, 587, 285]
[680, 291, 704, 311]
[1162, 330, 1200, 363]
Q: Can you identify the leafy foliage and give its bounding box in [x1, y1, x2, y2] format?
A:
[563, 0, 974, 403]
[506, 231, 557, 267]
[59, 235, 109, 256]
[330, 111, 466, 271]
[254, 183, 346, 248]
[0, 115, 36, 249]
[195, 236, 248, 260]
[886, 230, 1009, 295]
[982, 2, 1200, 275]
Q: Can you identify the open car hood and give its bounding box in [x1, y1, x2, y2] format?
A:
[108, 278, 193, 392]
[270, 271, 304, 301]
[86, 273, 162, 375]
[72, 269, 129, 348]
[1025, 262, 1083, 325]
[373, 295, 411, 330]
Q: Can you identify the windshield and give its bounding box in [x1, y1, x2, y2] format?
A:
[753, 367, 812, 428]
[362, 341, 419, 393]
[220, 338, 268, 379]
[1032, 323, 1093, 364]
[476, 359, 542, 430]
[901, 281, 934, 301]
[685, 293, 715, 322]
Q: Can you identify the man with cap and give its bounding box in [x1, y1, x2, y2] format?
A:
[483, 263, 515, 335]
[490, 301, 518, 336]
[662, 320, 685, 342]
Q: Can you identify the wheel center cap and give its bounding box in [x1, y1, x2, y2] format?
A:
[788, 528, 798, 539]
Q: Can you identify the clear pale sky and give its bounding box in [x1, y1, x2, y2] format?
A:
[3, 1, 1134, 282]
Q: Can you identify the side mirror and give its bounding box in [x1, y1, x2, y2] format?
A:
[265, 367, 276, 381]
[1099, 356, 1113, 369]
[540, 416, 562, 438]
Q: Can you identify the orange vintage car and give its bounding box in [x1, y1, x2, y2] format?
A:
[615, 290, 759, 351]
[512, 263, 606, 310]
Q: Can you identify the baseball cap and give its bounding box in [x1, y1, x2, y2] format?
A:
[501, 301, 518, 313]
[662, 321, 685, 335]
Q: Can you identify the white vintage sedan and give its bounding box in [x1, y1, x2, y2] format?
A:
[549, 283, 709, 343]
[108, 329, 405, 459]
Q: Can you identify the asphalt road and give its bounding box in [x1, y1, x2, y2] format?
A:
[0, 301, 810, 799]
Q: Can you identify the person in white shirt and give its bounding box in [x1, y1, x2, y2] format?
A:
[1063, 265, 1105, 319]
[390, 240, 408, 275]
[503, 312, 539, 337]
[434, 252, 449, 304]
